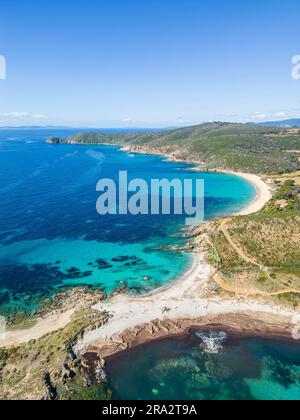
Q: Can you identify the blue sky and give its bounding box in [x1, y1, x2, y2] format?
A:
[0, 0, 300, 127]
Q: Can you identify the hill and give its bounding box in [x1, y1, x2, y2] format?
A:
[48, 122, 300, 174]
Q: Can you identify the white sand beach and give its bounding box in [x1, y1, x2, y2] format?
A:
[190, 168, 273, 216]
[223, 171, 273, 216]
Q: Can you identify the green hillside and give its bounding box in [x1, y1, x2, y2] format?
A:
[49, 122, 300, 174]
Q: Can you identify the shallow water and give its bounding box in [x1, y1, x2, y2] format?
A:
[106, 332, 300, 400]
[0, 129, 255, 315]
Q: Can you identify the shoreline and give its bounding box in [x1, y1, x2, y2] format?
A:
[221, 171, 273, 216]
[104, 315, 300, 365]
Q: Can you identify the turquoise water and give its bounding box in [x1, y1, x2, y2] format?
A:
[0, 129, 255, 315]
[106, 331, 300, 400]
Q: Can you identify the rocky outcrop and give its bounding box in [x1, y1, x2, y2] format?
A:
[46, 137, 64, 144]
[85, 312, 295, 361]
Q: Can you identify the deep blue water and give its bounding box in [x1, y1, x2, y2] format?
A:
[0, 129, 255, 315]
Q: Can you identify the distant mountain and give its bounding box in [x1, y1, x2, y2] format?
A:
[0, 125, 74, 130]
[258, 119, 300, 128]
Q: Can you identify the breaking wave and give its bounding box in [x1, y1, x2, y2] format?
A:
[195, 331, 228, 354]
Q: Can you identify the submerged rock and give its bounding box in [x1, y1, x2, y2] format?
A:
[94, 259, 113, 270]
[267, 357, 297, 388]
[112, 256, 131, 263]
[204, 360, 232, 380]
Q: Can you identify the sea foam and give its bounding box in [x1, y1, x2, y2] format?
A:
[195, 331, 228, 354]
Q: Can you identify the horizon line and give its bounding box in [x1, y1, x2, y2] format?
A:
[0, 118, 299, 131]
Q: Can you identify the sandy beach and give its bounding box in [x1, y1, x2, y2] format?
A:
[74, 251, 300, 358]
[0, 169, 282, 351]
[220, 171, 273, 216]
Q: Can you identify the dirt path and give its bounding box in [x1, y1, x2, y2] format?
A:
[220, 218, 261, 267]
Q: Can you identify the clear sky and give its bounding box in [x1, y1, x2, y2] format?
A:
[0, 0, 300, 127]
